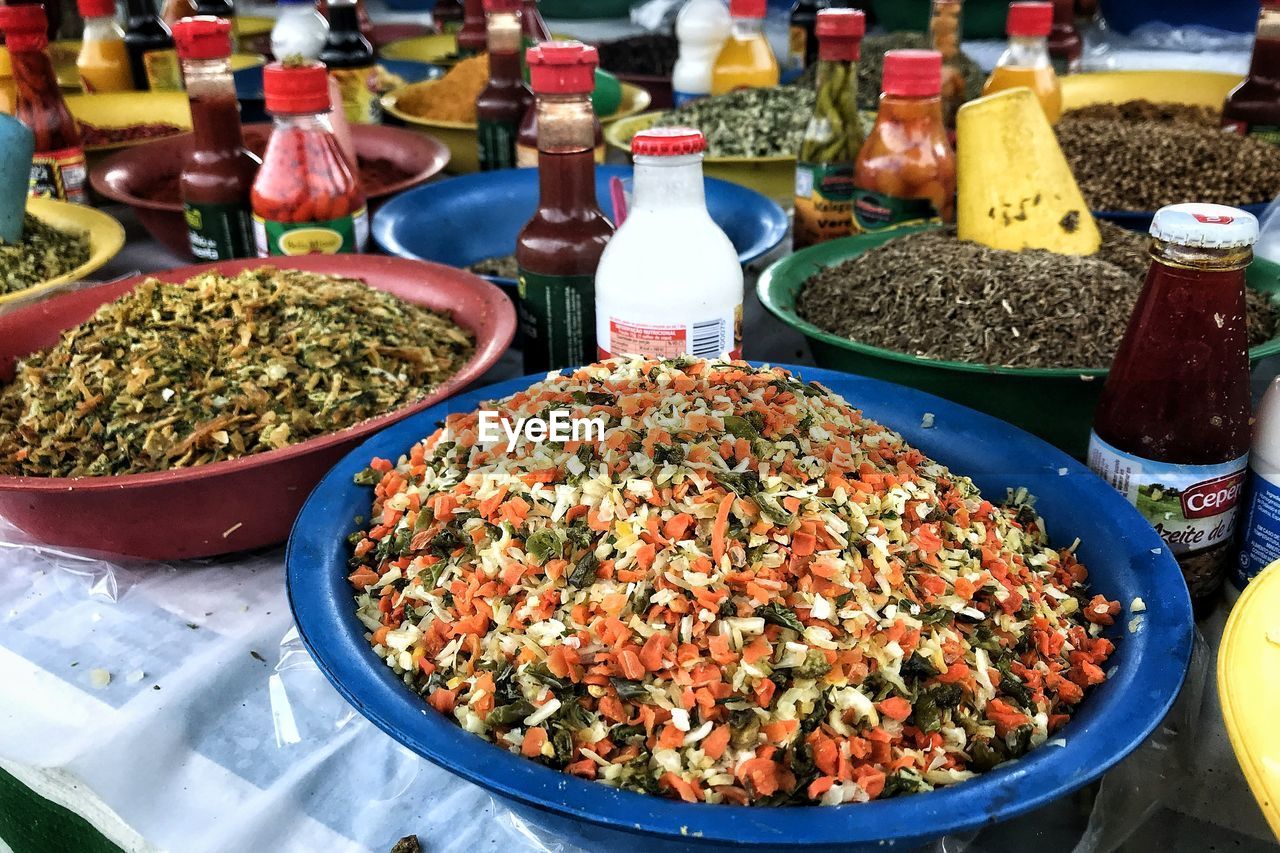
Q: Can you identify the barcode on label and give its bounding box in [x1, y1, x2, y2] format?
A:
[691, 319, 725, 358]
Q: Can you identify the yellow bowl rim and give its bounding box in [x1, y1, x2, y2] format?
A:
[382, 80, 652, 131]
[604, 110, 797, 165]
[0, 198, 125, 306]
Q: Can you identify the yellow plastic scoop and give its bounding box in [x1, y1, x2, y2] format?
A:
[955, 87, 1100, 255]
[1219, 560, 1280, 841]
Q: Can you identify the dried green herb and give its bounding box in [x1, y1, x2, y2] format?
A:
[0, 267, 475, 477]
[0, 214, 90, 295]
[467, 254, 519, 279]
[649, 86, 818, 158]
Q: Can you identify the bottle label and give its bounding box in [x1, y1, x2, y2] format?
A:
[672, 90, 706, 107]
[788, 24, 807, 69]
[330, 66, 382, 124]
[185, 201, 255, 261]
[795, 161, 856, 248]
[1235, 470, 1280, 590]
[30, 147, 88, 204]
[478, 119, 518, 171]
[597, 307, 743, 361]
[143, 48, 183, 91]
[516, 143, 605, 169]
[518, 269, 596, 371]
[1222, 119, 1280, 146]
[253, 207, 368, 257]
[852, 187, 938, 231]
[1087, 431, 1247, 558]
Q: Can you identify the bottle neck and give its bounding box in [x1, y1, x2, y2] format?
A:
[535, 93, 593, 152]
[1151, 240, 1252, 273]
[125, 0, 160, 18]
[328, 3, 362, 36]
[83, 16, 124, 38]
[1000, 35, 1051, 67]
[730, 16, 764, 38]
[487, 9, 522, 54]
[274, 111, 334, 134]
[489, 49, 523, 84]
[632, 154, 705, 212]
[184, 57, 246, 151]
[1250, 5, 1280, 81]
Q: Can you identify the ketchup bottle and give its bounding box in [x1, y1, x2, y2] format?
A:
[476, 0, 532, 171]
[516, 40, 614, 372]
[1047, 0, 1082, 75]
[457, 0, 486, 57]
[173, 16, 259, 260]
[521, 0, 551, 44]
[1088, 203, 1258, 616]
[0, 4, 87, 203]
[1223, 1, 1280, 143]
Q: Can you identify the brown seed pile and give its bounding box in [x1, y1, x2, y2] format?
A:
[1062, 99, 1218, 126]
[1056, 101, 1280, 211]
[795, 224, 1277, 370]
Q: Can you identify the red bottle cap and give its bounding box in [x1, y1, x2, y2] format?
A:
[729, 0, 767, 19]
[172, 16, 233, 61]
[631, 127, 706, 157]
[881, 49, 942, 98]
[1007, 2, 1053, 37]
[816, 9, 866, 62]
[483, 0, 521, 12]
[527, 40, 598, 95]
[0, 4, 50, 51]
[78, 0, 117, 18]
[263, 61, 331, 114]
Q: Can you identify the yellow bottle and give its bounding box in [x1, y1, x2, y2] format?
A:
[0, 49, 16, 115]
[982, 2, 1061, 124]
[77, 0, 135, 93]
[710, 0, 779, 95]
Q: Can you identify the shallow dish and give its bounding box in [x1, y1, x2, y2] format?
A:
[757, 224, 1280, 456]
[89, 123, 451, 259]
[372, 164, 788, 289]
[286, 364, 1193, 852]
[0, 197, 125, 308]
[0, 256, 514, 560]
[64, 91, 193, 152]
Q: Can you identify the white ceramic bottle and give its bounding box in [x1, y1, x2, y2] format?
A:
[271, 0, 330, 61]
[595, 127, 743, 360]
[671, 0, 731, 106]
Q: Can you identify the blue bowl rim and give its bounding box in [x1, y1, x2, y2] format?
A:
[286, 363, 1193, 848]
[370, 165, 791, 289]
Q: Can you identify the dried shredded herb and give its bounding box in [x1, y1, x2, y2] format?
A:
[0, 213, 89, 295]
[649, 86, 817, 158]
[467, 254, 519, 278]
[0, 267, 474, 477]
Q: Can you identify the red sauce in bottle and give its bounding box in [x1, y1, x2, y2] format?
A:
[1088, 203, 1257, 615]
[1047, 0, 1082, 75]
[457, 0, 487, 57]
[0, 3, 87, 203]
[516, 41, 614, 372]
[521, 0, 551, 43]
[476, 0, 532, 171]
[173, 16, 259, 260]
[1223, 1, 1280, 143]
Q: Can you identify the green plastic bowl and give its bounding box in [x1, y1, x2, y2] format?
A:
[758, 225, 1280, 457]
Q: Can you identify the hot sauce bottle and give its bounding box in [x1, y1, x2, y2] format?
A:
[1223, 1, 1280, 144]
[77, 0, 134, 93]
[983, 1, 1061, 124]
[124, 0, 181, 91]
[457, 0, 487, 57]
[521, 0, 550, 44]
[794, 8, 865, 249]
[320, 0, 379, 124]
[928, 0, 966, 129]
[516, 40, 614, 372]
[251, 60, 367, 256]
[1047, 0, 1082, 75]
[852, 49, 955, 231]
[476, 0, 532, 171]
[1088, 203, 1258, 617]
[173, 16, 258, 260]
[0, 4, 88, 203]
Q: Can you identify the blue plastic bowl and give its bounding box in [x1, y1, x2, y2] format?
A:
[1097, 0, 1260, 35]
[286, 364, 1193, 853]
[371, 165, 790, 289]
[1097, 202, 1269, 232]
[233, 59, 443, 124]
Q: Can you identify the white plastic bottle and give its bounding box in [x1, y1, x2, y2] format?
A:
[595, 127, 743, 360]
[271, 0, 330, 62]
[671, 0, 731, 106]
[1234, 376, 1280, 598]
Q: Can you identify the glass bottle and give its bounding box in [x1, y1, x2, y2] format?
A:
[77, 0, 133, 93]
[320, 0, 378, 124]
[929, 0, 965, 129]
[515, 39, 602, 169]
[516, 40, 614, 372]
[1222, 1, 1280, 144]
[983, 1, 1061, 124]
[476, 0, 531, 171]
[272, 0, 329, 62]
[794, 8, 865, 249]
[251, 60, 367, 255]
[123, 0, 180, 90]
[0, 3, 87, 202]
[671, 0, 730, 106]
[521, 0, 550, 44]
[1089, 203, 1257, 617]
[710, 0, 779, 95]
[457, 0, 486, 56]
[788, 0, 822, 73]
[1047, 0, 1081, 75]
[853, 49, 955, 230]
[173, 16, 259, 260]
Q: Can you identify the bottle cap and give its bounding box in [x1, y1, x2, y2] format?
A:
[816, 9, 866, 61]
[78, 0, 117, 18]
[0, 4, 50, 51]
[880, 49, 942, 98]
[1149, 203, 1259, 249]
[263, 60, 332, 114]
[527, 40, 597, 95]
[1007, 2, 1053, 37]
[729, 0, 767, 19]
[631, 127, 706, 156]
[172, 16, 233, 61]
[483, 0, 521, 12]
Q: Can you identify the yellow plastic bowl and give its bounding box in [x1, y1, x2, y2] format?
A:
[379, 32, 576, 67]
[65, 91, 194, 152]
[0, 197, 125, 307]
[383, 81, 651, 174]
[236, 15, 275, 38]
[1061, 70, 1243, 111]
[605, 111, 796, 203]
[48, 40, 264, 90]
[1219, 559, 1280, 841]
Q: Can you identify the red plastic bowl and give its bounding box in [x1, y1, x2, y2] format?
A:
[0, 256, 515, 560]
[90, 123, 451, 258]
